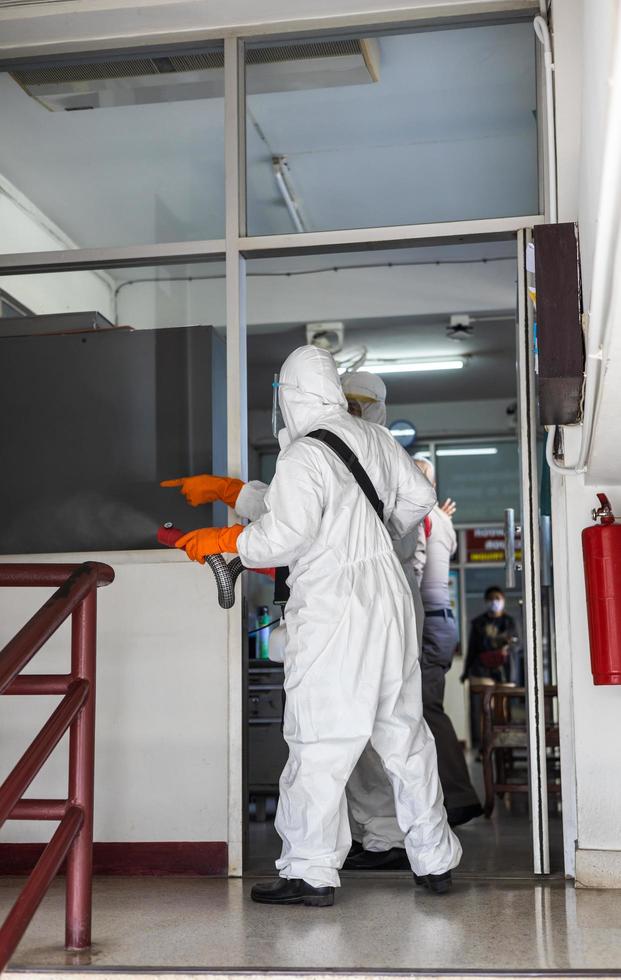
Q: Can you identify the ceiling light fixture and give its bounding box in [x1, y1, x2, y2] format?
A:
[364, 358, 464, 375]
[436, 447, 499, 457]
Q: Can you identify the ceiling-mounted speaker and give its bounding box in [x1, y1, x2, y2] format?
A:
[533, 223, 585, 425]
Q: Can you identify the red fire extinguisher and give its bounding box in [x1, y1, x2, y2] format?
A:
[582, 493, 621, 685]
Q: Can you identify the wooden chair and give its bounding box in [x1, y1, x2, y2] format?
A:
[471, 683, 561, 817]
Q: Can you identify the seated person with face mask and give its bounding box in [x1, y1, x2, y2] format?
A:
[462, 586, 517, 684]
[163, 346, 461, 906]
[461, 586, 519, 748]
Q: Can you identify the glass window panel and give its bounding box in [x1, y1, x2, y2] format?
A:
[0, 263, 226, 554]
[0, 46, 224, 251]
[436, 440, 520, 523]
[245, 22, 538, 235]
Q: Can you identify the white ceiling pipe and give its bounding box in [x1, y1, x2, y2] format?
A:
[272, 156, 307, 234]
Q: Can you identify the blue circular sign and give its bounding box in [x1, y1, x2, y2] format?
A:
[389, 419, 417, 448]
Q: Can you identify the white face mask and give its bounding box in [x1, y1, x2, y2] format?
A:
[487, 598, 505, 615]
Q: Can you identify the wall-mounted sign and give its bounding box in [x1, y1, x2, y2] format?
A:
[466, 527, 522, 564]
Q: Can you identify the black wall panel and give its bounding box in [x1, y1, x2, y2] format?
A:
[0, 325, 226, 554]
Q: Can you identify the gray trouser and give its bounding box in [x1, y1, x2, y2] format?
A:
[421, 612, 480, 811]
[347, 598, 479, 850]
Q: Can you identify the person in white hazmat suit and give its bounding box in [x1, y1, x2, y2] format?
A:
[167, 346, 461, 906]
[340, 371, 428, 872]
[164, 368, 426, 871]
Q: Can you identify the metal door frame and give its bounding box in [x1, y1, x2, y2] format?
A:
[516, 227, 550, 874]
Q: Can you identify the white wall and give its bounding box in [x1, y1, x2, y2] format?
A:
[0, 551, 229, 845]
[552, 0, 621, 885]
[581, 0, 621, 485]
[387, 399, 516, 438]
[0, 173, 114, 320]
[117, 260, 515, 331]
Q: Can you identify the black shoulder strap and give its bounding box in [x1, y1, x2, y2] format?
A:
[307, 428, 385, 523]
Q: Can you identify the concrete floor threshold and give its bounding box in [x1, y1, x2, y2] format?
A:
[2, 877, 621, 976]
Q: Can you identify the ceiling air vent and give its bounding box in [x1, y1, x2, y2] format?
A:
[10, 38, 379, 110]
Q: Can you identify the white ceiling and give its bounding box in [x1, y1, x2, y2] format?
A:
[242, 239, 518, 408]
[104, 238, 518, 408]
[247, 22, 538, 234]
[0, 19, 537, 250]
[247, 312, 517, 409]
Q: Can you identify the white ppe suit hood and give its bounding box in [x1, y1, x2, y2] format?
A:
[341, 371, 387, 426]
[278, 345, 348, 443]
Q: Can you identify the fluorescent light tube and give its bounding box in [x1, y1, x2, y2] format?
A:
[436, 447, 499, 457]
[364, 359, 464, 375]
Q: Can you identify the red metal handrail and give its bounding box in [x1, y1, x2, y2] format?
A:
[0, 561, 114, 971]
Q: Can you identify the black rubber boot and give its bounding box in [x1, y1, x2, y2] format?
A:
[447, 803, 483, 827]
[251, 878, 335, 907]
[343, 846, 410, 871]
[413, 870, 453, 894]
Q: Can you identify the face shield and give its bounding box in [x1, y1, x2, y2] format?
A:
[272, 374, 295, 440]
[272, 373, 282, 439]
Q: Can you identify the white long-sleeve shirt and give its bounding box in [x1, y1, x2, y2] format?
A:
[419, 505, 457, 611]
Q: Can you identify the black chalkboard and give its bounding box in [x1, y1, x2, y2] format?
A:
[0, 324, 227, 554]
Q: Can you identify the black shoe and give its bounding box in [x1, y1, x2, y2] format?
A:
[447, 803, 484, 827]
[343, 846, 410, 871]
[414, 870, 453, 895]
[251, 878, 335, 907]
[347, 840, 364, 859]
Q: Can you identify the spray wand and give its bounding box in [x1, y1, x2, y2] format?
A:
[157, 523, 274, 609]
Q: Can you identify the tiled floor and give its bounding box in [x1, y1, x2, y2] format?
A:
[247, 753, 565, 878]
[2, 875, 621, 973]
[247, 805, 565, 878]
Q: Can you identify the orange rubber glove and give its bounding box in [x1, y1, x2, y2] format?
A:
[175, 525, 244, 564]
[161, 474, 244, 508]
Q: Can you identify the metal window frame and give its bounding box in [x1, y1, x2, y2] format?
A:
[0, 4, 552, 879]
[224, 36, 247, 879]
